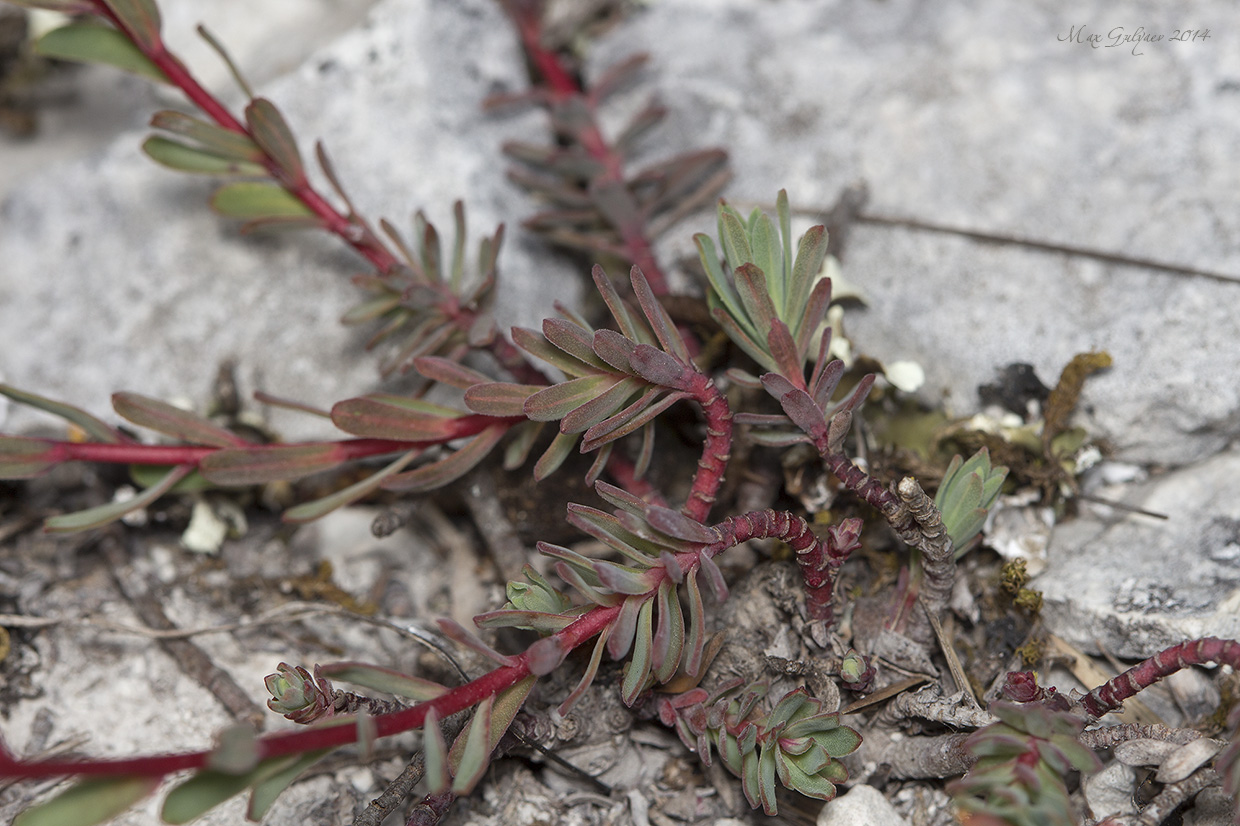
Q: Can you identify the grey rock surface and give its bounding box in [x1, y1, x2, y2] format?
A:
[593, 0, 1240, 468]
[0, 0, 582, 441]
[817, 783, 911, 826]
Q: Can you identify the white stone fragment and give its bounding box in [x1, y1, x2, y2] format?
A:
[817, 784, 910, 826]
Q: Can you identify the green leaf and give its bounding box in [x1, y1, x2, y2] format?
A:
[524, 375, 616, 422]
[149, 110, 263, 162]
[0, 384, 122, 442]
[621, 596, 655, 705]
[0, 436, 56, 479]
[449, 697, 494, 795]
[102, 0, 162, 52]
[142, 136, 266, 176]
[511, 326, 593, 377]
[718, 208, 753, 270]
[502, 420, 543, 470]
[112, 392, 244, 447]
[318, 662, 447, 702]
[45, 465, 192, 533]
[245, 98, 305, 183]
[532, 430, 578, 481]
[651, 578, 685, 684]
[749, 212, 781, 312]
[210, 181, 316, 221]
[733, 263, 778, 344]
[128, 464, 213, 493]
[561, 376, 642, 434]
[282, 450, 418, 522]
[162, 754, 299, 824]
[383, 425, 506, 492]
[247, 749, 332, 820]
[196, 24, 254, 98]
[788, 225, 827, 328]
[5, 0, 96, 11]
[413, 356, 493, 390]
[14, 776, 160, 826]
[36, 23, 167, 84]
[581, 389, 685, 452]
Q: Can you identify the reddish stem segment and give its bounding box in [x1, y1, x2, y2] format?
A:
[1077, 637, 1240, 720]
[681, 372, 733, 524]
[710, 510, 859, 622]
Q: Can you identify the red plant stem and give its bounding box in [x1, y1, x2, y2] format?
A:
[0, 603, 622, 780]
[1077, 637, 1240, 720]
[502, 3, 670, 294]
[19, 415, 520, 471]
[682, 373, 733, 524]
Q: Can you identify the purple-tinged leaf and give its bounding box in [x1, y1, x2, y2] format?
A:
[747, 431, 811, 448]
[660, 551, 684, 584]
[141, 136, 267, 176]
[4, 0, 95, 11]
[449, 694, 494, 794]
[733, 412, 792, 427]
[608, 596, 642, 660]
[630, 267, 691, 362]
[584, 441, 612, 486]
[209, 182, 315, 221]
[555, 562, 616, 607]
[331, 395, 463, 441]
[474, 608, 576, 634]
[464, 382, 539, 417]
[524, 375, 616, 422]
[502, 420, 543, 470]
[734, 263, 778, 342]
[0, 384, 123, 443]
[282, 451, 417, 523]
[384, 425, 506, 492]
[102, 0, 161, 50]
[415, 211, 442, 283]
[592, 329, 639, 374]
[113, 392, 246, 447]
[0, 437, 56, 479]
[150, 110, 263, 162]
[593, 481, 648, 516]
[724, 368, 762, 389]
[36, 21, 167, 83]
[423, 709, 449, 794]
[621, 597, 656, 706]
[318, 662, 447, 702]
[542, 318, 608, 371]
[45, 465, 193, 533]
[527, 636, 568, 676]
[634, 419, 656, 478]
[590, 180, 643, 239]
[700, 551, 728, 602]
[794, 277, 833, 358]
[789, 225, 828, 326]
[761, 375, 826, 440]
[559, 626, 610, 715]
[645, 505, 718, 543]
[437, 618, 517, 668]
[412, 357, 492, 390]
[200, 443, 344, 486]
[766, 319, 806, 389]
[566, 505, 660, 564]
[13, 775, 160, 826]
[651, 579, 685, 684]
[533, 431, 578, 481]
[826, 375, 875, 453]
[448, 201, 467, 289]
[561, 377, 642, 435]
[595, 561, 658, 595]
[581, 389, 683, 452]
[810, 346, 844, 410]
[537, 541, 601, 578]
[628, 345, 691, 390]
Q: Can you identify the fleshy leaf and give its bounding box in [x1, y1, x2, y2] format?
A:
[0, 384, 122, 443]
[36, 22, 167, 83]
[45, 465, 192, 533]
[210, 182, 316, 221]
[621, 596, 655, 705]
[330, 395, 463, 441]
[644, 505, 717, 543]
[533, 431, 578, 480]
[199, 443, 346, 485]
[246, 749, 332, 820]
[464, 382, 540, 417]
[245, 98, 304, 183]
[317, 662, 447, 702]
[113, 392, 245, 447]
[628, 345, 691, 389]
[524, 375, 616, 422]
[0, 436, 58, 479]
[149, 111, 264, 162]
[141, 136, 267, 176]
[423, 708, 449, 793]
[383, 425, 506, 492]
[102, 0, 162, 51]
[282, 451, 418, 522]
[13, 776, 160, 826]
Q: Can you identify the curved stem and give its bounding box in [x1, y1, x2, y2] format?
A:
[1077, 637, 1240, 720]
[682, 372, 733, 524]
